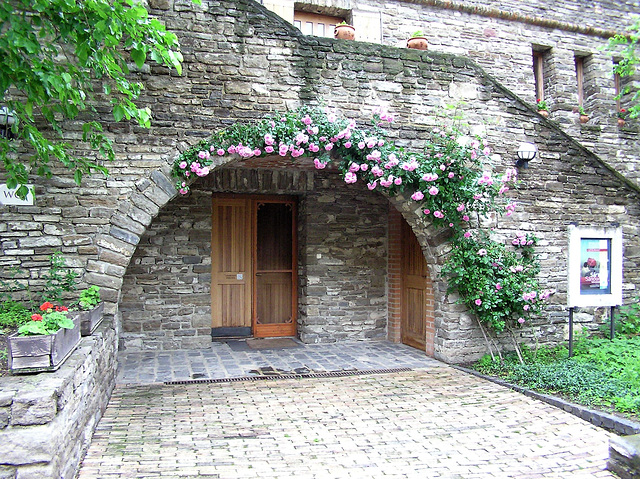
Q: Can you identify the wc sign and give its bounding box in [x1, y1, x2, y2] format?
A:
[0, 184, 34, 206]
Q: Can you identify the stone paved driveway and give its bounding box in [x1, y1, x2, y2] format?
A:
[79, 366, 614, 478]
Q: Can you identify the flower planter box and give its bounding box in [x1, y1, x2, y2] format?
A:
[8, 314, 81, 373]
[79, 302, 104, 336]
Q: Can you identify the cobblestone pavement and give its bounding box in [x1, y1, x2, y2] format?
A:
[116, 340, 441, 385]
[80, 343, 615, 478]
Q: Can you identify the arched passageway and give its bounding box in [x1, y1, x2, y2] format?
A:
[118, 161, 445, 356]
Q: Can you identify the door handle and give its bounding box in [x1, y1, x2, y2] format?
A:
[225, 273, 245, 280]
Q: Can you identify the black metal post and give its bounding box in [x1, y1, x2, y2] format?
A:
[610, 306, 615, 340]
[568, 307, 574, 358]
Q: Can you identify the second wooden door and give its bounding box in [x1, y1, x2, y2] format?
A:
[400, 218, 428, 351]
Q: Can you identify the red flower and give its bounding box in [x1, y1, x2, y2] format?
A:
[40, 301, 54, 311]
[55, 305, 68, 312]
[31, 314, 43, 321]
[621, 109, 626, 113]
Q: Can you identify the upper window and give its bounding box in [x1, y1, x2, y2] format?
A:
[575, 55, 586, 107]
[293, 11, 345, 38]
[532, 48, 550, 101]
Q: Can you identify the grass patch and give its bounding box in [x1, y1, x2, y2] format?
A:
[472, 336, 640, 420]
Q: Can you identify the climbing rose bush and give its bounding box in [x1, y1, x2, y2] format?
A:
[172, 105, 516, 235]
[441, 231, 552, 333]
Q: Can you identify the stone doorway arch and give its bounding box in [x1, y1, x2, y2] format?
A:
[112, 160, 453, 358]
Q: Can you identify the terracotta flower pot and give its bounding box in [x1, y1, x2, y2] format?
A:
[579, 114, 589, 124]
[407, 37, 428, 50]
[538, 110, 549, 118]
[334, 24, 355, 40]
[618, 118, 626, 127]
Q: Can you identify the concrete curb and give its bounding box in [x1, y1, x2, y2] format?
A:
[452, 365, 640, 436]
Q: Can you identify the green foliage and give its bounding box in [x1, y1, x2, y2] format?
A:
[0, 0, 187, 197]
[78, 286, 101, 310]
[0, 301, 31, 328]
[615, 297, 640, 336]
[42, 251, 78, 303]
[607, 17, 640, 119]
[536, 99, 548, 111]
[0, 265, 29, 304]
[441, 230, 551, 332]
[473, 337, 640, 416]
[572, 336, 640, 389]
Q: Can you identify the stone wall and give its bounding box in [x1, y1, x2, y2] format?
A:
[0, 324, 117, 479]
[274, 0, 640, 186]
[1, 0, 640, 363]
[298, 175, 389, 343]
[120, 168, 390, 349]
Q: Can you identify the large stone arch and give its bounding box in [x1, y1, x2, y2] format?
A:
[114, 156, 456, 358]
[69, 0, 640, 364]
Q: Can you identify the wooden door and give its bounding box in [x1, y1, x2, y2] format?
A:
[211, 197, 252, 337]
[253, 199, 297, 338]
[401, 219, 428, 351]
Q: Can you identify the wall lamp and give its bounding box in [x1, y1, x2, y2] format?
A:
[516, 142, 537, 168]
[0, 107, 17, 140]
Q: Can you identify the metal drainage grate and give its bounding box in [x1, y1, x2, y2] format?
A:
[164, 367, 413, 385]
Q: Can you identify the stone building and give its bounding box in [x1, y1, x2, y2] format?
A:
[1, 0, 639, 364]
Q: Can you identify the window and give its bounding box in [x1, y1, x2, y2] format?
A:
[293, 11, 345, 38]
[614, 69, 622, 112]
[532, 48, 550, 101]
[575, 55, 585, 107]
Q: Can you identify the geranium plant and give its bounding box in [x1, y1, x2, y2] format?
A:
[78, 286, 101, 310]
[536, 99, 548, 111]
[618, 108, 627, 119]
[17, 302, 75, 336]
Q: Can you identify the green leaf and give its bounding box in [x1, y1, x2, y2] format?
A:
[131, 48, 146, 68]
[113, 104, 125, 122]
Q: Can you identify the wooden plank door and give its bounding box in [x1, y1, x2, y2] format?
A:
[253, 199, 297, 338]
[211, 197, 252, 337]
[401, 219, 427, 351]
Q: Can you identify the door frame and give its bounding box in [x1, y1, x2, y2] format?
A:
[211, 193, 297, 338]
[400, 216, 427, 351]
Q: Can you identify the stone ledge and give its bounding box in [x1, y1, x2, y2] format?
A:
[0, 322, 117, 478]
[608, 434, 640, 479]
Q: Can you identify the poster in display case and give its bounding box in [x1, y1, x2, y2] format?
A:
[567, 226, 622, 308]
